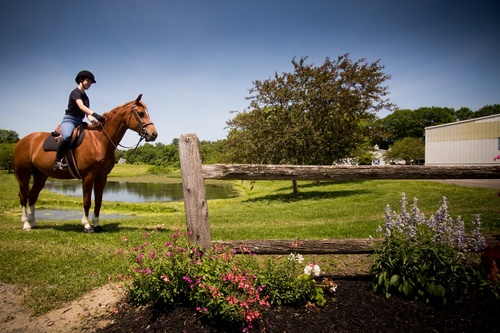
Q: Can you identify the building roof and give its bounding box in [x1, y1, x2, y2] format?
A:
[425, 114, 500, 130]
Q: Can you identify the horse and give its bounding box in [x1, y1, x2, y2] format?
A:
[13, 94, 158, 233]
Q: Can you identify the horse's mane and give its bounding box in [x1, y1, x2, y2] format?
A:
[85, 100, 131, 130]
[103, 101, 132, 121]
[104, 99, 147, 121]
[86, 97, 147, 129]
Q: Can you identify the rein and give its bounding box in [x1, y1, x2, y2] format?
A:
[97, 103, 154, 152]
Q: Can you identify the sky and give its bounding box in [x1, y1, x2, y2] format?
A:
[1, 0, 499, 146]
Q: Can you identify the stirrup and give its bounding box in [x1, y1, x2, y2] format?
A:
[53, 160, 68, 170]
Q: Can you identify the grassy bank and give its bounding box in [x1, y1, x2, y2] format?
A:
[0, 165, 499, 314]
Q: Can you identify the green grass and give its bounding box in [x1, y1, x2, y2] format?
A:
[0, 165, 499, 315]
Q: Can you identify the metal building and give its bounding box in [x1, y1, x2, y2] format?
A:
[425, 114, 500, 166]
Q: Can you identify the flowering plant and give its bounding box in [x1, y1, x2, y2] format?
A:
[371, 194, 486, 305]
[126, 231, 326, 330]
[254, 253, 326, 306]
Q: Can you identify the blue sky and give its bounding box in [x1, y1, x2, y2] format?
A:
[1, 0, 499, 146]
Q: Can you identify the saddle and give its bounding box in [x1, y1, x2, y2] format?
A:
[42, 123, 87, 151]
[42, 123, 87, 179]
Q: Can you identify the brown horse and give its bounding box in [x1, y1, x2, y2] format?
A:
[13, 94, 157, 232]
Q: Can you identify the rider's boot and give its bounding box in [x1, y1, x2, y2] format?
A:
[53, 139, 69, 170]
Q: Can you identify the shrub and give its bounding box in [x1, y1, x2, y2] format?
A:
[255, 253, 326, 306]
[479, 243, 500, 298]
[126, 231, 325, 330]
[370, 194, 486, 305]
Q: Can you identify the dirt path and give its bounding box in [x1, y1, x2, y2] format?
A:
[0, 283, 122, 333]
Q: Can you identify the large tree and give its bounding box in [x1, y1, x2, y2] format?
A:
[224, 54, 394, 165]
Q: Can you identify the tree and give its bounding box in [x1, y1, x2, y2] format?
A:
[377, 107, 456, 145]
[224, 54, 394, 166]
[474, 104, 500, 118]
[415, 107, 456, 128]
[384, 137, 425, 165]
[0, 129, 19, 144]
[200, 140, 225, 164]
[454, 107, 474, 121]
[0, 143, 15, 173]
[376, 109, 418, 145]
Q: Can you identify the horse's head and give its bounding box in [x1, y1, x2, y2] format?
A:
[129, 94, 158, 142]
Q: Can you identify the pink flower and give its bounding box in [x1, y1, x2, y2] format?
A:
[494, 155, 500, 161]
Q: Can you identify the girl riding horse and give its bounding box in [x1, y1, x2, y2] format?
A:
[54, 70, 105, 170]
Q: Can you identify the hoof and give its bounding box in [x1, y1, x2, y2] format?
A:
[94, 225, 104, 233]
[83, 227, 94, 234]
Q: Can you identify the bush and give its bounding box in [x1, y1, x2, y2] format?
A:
[126, 231, 325, 330]
[371, 194, 486, 305]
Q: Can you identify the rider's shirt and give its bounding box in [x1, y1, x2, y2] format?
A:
[65, 88, 90, 119]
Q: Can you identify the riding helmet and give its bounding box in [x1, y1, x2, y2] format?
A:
[75, 70, 96, 84]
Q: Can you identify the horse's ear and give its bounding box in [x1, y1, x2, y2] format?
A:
[135, 94, 143, 104]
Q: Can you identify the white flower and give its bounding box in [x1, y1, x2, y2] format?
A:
[288, 253, 304, 264]
[296, 254, 304, 264]
[304, 264, 321, 277]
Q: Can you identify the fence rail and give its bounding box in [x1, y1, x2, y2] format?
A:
[179, 133, 500, 253]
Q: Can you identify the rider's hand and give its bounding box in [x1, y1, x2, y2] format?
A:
[88, 114, 98, 124]
[92, 112, 105, 123]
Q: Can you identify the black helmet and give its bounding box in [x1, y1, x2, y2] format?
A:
[75, 70, 96, 84]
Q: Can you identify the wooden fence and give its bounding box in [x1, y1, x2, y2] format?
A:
[179, 133, 500, 254]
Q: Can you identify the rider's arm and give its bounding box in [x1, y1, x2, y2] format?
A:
[75, 99, 94, 117]
[76, 99, 103, 123]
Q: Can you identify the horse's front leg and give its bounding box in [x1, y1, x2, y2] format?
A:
[81, 177, 94, 233]
[92, 176, 107, 232]
[21, 206, 36, 231]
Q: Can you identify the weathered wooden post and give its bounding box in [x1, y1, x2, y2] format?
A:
[179, 134, 211, 249]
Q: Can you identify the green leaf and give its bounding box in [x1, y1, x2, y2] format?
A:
[402, 280, 412, 297]
[389, 274, 400, 286]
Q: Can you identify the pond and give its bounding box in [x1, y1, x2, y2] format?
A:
[43, 179, 239, 202]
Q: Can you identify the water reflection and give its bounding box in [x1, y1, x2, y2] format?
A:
[36, 209, 130, 220]
[44, 180, 238, 202]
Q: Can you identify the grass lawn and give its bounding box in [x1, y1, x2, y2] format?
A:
[0, 165, 498, 314]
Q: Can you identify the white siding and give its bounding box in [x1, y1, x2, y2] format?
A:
[425, 115, 500, 166]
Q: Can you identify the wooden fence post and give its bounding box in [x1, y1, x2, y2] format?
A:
[179, 134, 211, 249]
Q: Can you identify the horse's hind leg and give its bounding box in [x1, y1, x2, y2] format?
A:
[25, 170, 49, 229]
[16, 171, 33, 230]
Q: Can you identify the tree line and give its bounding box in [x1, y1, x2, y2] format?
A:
[1, 54, 499, 172]
[118, 103, 499, 169]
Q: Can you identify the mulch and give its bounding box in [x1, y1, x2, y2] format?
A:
[94, 278, 499, 333]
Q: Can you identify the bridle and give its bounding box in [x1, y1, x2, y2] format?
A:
[98, 102, 155, 151]
[132, 103, 155, 140]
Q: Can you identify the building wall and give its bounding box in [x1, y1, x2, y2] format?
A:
[425, 115, 500, 166]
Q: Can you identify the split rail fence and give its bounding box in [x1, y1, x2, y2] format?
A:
[179, 133, 500, 255]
